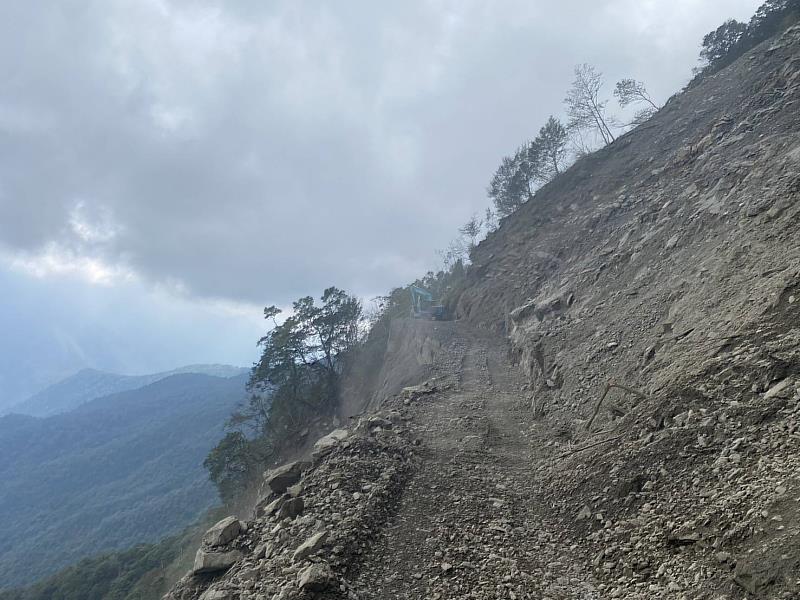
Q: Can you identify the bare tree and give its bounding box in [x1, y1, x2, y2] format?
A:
[614, 78, 660, 111]
[459, 214, 482, 252]
[564, 64, 617, 146]
[614, 78, 661, 125]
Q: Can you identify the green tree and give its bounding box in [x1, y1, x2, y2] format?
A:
[203, 431, 257, 504]
[206, 288, 363, 503]
[699, 19, 748, 64]
[488, 143, 540, 217]
[534, 116, 568, 179]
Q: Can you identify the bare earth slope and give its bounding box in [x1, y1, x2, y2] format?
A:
[166, 25, 800, 600]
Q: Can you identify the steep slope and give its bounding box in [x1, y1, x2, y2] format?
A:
[0, 372, 247, 589]
[164, 25, 800, 600]
[5, 364, 247, 417]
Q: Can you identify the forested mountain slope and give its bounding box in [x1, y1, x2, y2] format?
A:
[5, 364, 247, 418]
[0, 372, 247, 589]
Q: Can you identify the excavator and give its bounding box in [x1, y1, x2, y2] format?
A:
[409, 285, 446, 320]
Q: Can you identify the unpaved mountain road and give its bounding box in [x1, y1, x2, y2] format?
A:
[350, 321, 598, 600]
[167, 318, 799, 600]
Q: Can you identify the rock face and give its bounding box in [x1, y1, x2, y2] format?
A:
[192, 549, 242, 574]
[202, 517, 241, 547]
[264, 460, 310, 494]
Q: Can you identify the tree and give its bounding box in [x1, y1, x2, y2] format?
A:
[741, 0, 800, 47]
[699, 19, 748, 65]
[484, 207, 498, 233]
[488, 143, 540, 217]
[614, 79, 660, 126]
[459, 214, 482, 253]
[250, 288, 362, 408]
[613, 78, 659, 111]
[203, 431, 257, 504]
[207, 287, 363, 503]
[534, 116, 568, 180]
[564, 64, 617, 146]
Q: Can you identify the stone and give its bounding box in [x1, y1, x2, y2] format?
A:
[193, 549, 242, 574]
[764, 378, 792, 399]
[665, 235, 679, 250]
[367, 416, 392, 430]
[733, 560, 772, 596]
[293, 530, 328, 563]
[312, 429, 350, 458]
[199, 588, 233, 600]
[255, 494, 288, 518]
[297, 562, 337, 591]
[278, 496, 304, 519]
[461, 435, 483, 451]
[265, 461, 310, 494]
[202, 516, 241, 547]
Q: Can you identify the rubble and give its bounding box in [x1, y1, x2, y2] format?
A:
[166, 22, 800, 600]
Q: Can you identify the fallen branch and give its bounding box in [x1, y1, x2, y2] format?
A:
[585, 381, 649, 431]
[557, 434, 624, 459]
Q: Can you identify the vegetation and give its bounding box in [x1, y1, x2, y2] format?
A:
[695, 0, 800, 79]
[564, 64, 618, 147]
[614, 78, 661, 126]
[0, 528, 198, 600]
[487, 114, 569, 219]
[205, 288, 363, 503]
[0, 373, 246, 589]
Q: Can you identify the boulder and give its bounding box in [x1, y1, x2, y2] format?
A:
[278, 496, 304, 519]
[292, 530, 328, 563]
[193, 549, 241, 574]
[255, 494, 288, 518]
[297, 562, 336, 591]
[202, 516, 241, 547]
[265, 460, 310, 494]
[312, 429, 349, 458]
[764, 378, 793, 399]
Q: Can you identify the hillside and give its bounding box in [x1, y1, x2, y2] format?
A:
[0, 372, 248, 589]
[164, 23, 800, 600]
[4, 364, 247, 418]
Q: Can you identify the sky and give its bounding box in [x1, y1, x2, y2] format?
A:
[0, 0, 762, 405]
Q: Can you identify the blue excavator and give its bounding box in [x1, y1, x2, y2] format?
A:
[410, 285, 446, 320]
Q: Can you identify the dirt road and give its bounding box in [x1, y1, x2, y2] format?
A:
[350, 321, 597, 599]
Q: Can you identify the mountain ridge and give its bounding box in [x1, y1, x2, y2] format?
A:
[0, 371, 249, 589]
[4, 363, 249, 418]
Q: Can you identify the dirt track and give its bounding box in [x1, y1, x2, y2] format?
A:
[350, 321, 598, 600]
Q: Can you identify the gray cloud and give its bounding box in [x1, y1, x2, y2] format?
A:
[0, 0, 762, 305]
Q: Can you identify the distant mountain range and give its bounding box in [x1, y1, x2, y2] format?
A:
[0, 370, 249, 589]
[3, 364, 249, 417]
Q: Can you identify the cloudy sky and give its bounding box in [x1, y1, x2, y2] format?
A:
[0, 0, 761, 404]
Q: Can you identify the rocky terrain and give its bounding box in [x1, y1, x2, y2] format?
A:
[164, 24, 800, 600]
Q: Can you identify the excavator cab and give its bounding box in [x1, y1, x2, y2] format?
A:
[410, 285, 446, 320]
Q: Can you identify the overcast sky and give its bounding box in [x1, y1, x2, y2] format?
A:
[0, 0, 762, 403]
